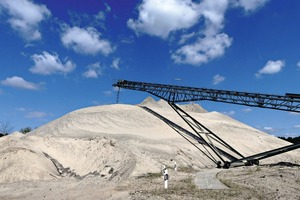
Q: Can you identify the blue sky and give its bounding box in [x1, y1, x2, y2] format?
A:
[0, 0, 299, 137]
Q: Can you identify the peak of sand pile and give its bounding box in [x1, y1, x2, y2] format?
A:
[146, 97, 208, 113]
[10, 131, 24, 138]
[0, 101, 299, 184]
[180, 103, 208, 113]
[157, 99, 169, 107]
[139, 96, 161, 108]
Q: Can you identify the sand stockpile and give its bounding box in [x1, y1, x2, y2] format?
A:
[0, 97, 299, 199]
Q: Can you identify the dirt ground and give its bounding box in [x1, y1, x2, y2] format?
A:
[0, 164, 299, 200]
[123, 164, 300, 200]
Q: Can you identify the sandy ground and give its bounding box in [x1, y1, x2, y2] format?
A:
[0, 98, 299, 199]
[1, 164, 298, 200]
[128, 164, 300, 200]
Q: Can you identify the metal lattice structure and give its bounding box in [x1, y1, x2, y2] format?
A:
[113, 79, 300, 168]
[113, 80, 300, 113]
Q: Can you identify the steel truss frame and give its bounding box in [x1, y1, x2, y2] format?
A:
[113, 80, 300, 113]
[168, 103, 243, 168]
[113, 80, 300, 168]
[139, 105, 240, 167]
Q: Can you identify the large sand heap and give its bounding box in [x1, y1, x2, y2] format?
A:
[0, 97, 299, 184]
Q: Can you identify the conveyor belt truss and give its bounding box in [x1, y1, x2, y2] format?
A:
[113, 80, 300, 168]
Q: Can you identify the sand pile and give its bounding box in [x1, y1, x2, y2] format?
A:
[0, 97, 299, 185]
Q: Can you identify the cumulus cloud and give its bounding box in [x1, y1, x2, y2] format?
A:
[0, 0, 50, 41]
[232, 0, 270, 12]
[212, 74, 225, 85]
[199, 0, 229, 36]
[111, 58, 121, 70]
[171, 0, 233, 65]
[128, 0, 232, 65]
[127, 0, 200, 39]
[129, 0, 270, 66]
[83, 62, 102, 78]
[30, 51, 76, 75]
[1, 76, 41, 90]
[61, 26, 114, 56]
[255, 60, 285, 78]
[178, 32, 196, 45]
[68, 8, 109, 30]
[172, 33, 232, 65]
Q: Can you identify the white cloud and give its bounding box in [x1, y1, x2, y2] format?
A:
[0, 0, 50, 41]
[297, 61, 300, 68]
[233, 0, 270, 12]
[104, 87, 120, 97]
[95, 11, 106, 21]
[83, 62, 102, 78]
[242, 108, 252, 112]
[212, 74, 225, 85]
[111, 58, 121, 70]
[174, 78, 183, 81]
[127, 0, 200, 39]
[263, 126, 274, 132]
[16, 107, 27, 112]
[121, 36, 135, 44]
[104, 90, 113, 96]
[294, 125, 300, 129]
[68, 9, 108, 30]
[30, 51, 76, 75]
[128, 0, 232, 65]
[255, 60, 285, 78]
[172, 0, 232, 65]
[128, 0, 270, 66]
[172, 33, 232, 65]
[61, 26, 114, 56]
[178, 32, 195, 45]
[289, 112, 300, 116]
[199, 0, 229, 36]
[25, 111, 46, 119]
[262, 126, 282, 135]
[83, 70, 98, 78]
[104, 2, 111, 13]
[223, 110, 235, 116]
[1, 76, 41, 90]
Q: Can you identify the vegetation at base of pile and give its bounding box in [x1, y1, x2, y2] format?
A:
[0, 121, 14, 136]
[137, 172, 162, 179]
[19, 127, 32, 134]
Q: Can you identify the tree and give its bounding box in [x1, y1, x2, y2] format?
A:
[0, 121, 14, 135]
[20, 127, 32, 134]
[278, 136, 300, 144]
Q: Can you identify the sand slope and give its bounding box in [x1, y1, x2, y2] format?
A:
[0, 97, 299, 186]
